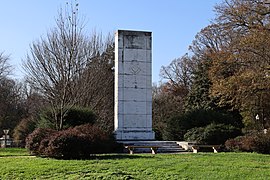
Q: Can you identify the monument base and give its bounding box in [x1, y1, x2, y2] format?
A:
[115, 130, 155, 140]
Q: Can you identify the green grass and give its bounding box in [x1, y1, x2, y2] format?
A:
[0, 148, 29, 157]
[0, 148, 270, 179]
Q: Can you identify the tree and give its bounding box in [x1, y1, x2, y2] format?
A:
[77, 39, 115, 132]
[208, 0, 270, 128]
[160, 54, 193, 97]
[13, 116, 37, 147]
[0, 52, 12, 79]
[184, 20, 236, 112]
[156, 22, 235, 139]
[154, 0, 270, 134]
[184, 23, 236, 113]
[0, 78, 26, 134]
[185, 60, 214, 111]
[152, 83, 185, 140]
[0, 52, 32, 137]
[181, 0, 270, 129]
[23, 3, 114, 130]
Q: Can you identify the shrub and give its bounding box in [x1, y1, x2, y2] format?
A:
[163, 115, 187, 140]
[153, 128, 163, 141]
[225, 131, 270, 154]
[44, 128, 83, 158]
[73, 124, 120, 154]
[183, 127, 205, 143]
[38, 106, 96, 129]
[63, 107, 96, 128]
[163, 109, 243, 141]
[225, 135, 256, 152]
[184, 123, 242, 145]
[253, 132, 270, 154]
[38, 135, 53, 155]
[27, 124, 120, 159]
[224, 138, 242, 152]
[25, 128, 57, 155]
[182, 109, 243, 128]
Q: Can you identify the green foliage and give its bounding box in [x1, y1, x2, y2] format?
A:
[185, 61, 214, 111]
[38, 108, 57, 129]
[164, 109, 243, 140]
[184, 123, 242, 145]
[163, 114, 187, 141]
[1, 150, 270, 179]
[153, 128, 163, 140]
[63, 106, 96, 128]
[38, 106, 96, 129]
[0, 148, 29, 157]
[183, 126, 205, 143]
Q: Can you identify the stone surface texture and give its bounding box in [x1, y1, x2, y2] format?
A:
[114, 30, 155, 140]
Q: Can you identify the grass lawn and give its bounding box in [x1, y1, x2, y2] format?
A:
[0, 148, 269, 179]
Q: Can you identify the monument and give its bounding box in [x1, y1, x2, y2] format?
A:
[114, 30, 155, 140]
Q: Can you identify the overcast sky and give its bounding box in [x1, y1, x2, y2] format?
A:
[0, 0, 223, 82]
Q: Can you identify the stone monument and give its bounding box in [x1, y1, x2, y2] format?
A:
[114, 30, 155, 140]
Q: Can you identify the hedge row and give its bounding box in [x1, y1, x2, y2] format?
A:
[26, 124, 120, 159]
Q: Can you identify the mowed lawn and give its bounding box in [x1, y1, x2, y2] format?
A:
[0, 148, 269, 179]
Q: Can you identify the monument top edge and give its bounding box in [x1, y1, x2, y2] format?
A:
[116, 29, 152, 36]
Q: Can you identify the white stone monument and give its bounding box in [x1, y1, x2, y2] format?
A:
[114, 30, 155, 140]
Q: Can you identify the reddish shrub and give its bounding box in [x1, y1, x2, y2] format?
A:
[46, 124, 120, 159]
[253, 132, 270, 154]
[225, 135, 256, 152]
[240, 135, 257, 152]
[25, 128, 57, 155]
[225, 131, 270, 154]
[44, 129, 83, 158]
[27, 124, 120, 159]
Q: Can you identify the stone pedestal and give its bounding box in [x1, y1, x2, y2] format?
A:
[114, 30, 155, 140]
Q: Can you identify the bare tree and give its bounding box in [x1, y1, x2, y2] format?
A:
[0, 52, 12, 79]
[0, 78, 26, 134]
[23, 3, 114, 130]
[77, 35, 115, 132]
[160, 54, 193, 97]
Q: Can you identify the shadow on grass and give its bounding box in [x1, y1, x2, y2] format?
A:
[92, 154, 155, 160]
[50, 154, 155, 160]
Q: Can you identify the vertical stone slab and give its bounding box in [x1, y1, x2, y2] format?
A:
[114, 30, 155, 140]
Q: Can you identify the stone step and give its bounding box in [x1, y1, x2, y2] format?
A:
[119, 141, 187, 153]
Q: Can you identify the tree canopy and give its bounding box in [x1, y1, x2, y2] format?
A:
[156, 0, 270, 137]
